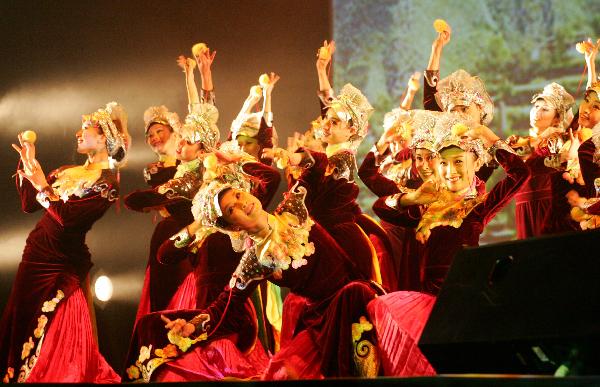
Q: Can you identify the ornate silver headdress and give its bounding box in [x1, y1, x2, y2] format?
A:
[82, 102, 129, 167]
[143, 105, 182, 134]
[180, 103, 220, 149]
[191, 163, 252, 228]
[433, 112, 491, 169]
[329, 83, 374, 139]
[531, 83, 575, 130]
[435, 69, 494, 126]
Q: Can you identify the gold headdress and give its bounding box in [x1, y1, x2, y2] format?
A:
[82, 102, 129, 167]
[143, 105, 182, 134]
[531, 83, 575, 130]
[436, 69, 494, 125]
[329, 83, 374, 139]
[180, 103, 220, 148]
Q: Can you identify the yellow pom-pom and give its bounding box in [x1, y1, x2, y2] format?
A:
[191, 43, 208, 57]
[251, 85, 262, 97]
[259, 74, 270, 87]
[451, 123, 469, 137]
[576, 42, 586, 54]
[318, 46, 330, 60]
[186, 58, 197, 70]
[203, 153, 218, 170]
[433, 19, 450, 33]
[22, 130, 37, 144]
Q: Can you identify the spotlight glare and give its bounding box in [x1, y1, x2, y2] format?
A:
[94, 275, 113, 302]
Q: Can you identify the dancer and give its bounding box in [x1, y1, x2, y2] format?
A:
[507, 83, 578, 237]
[370, 112, 529, 375]
[1, 103, 128, 383]
[141, 161, 383, 379]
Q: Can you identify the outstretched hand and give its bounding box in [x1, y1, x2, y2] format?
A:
[176, 55, 196, 75]
[263, 72, 280, 95]
[195, 48, 216, 75]
[12, 133, 48, 190]
[316, 40, 335, 71]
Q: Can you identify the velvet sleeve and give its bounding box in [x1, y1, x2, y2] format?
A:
[43, 188, 115, 228]
[157, 238, 192, 265]
[475, 149, 530, 225]
[358, 151, 400, 197]
[15, 171, 43, 213]
[373, 196, 422, 228]
[295, 150, 328, 210]
[195, 279, 261, 335]
[243, 162, 282, 208]
[423, 70, 442, 112]
[578, 138, 600, 198]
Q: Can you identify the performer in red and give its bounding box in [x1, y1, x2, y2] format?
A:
[1, 103, 128, 383]
[576, 83, 600, 199]
[507, 83, 578, 238]
[134, 163, 383, 380]
[371, 115, 529, 375]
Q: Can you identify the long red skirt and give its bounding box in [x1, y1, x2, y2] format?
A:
[27, 288, 120, 383]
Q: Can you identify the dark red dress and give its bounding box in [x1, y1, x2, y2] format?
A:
[514, 146, 579, 239]
[579, 137, 600, 199]
[0, 166, 120, 383]
[369, 149, 528, 375]
[126, 161, 196, 322]
[123, 162, 281, 382]
[359, 149, 421, 291]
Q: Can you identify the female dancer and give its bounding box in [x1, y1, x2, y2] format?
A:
[1, 103, 128, 383]
[134, 161, 383, 380]
[508, 82, 578, 237]
[370, 113, 529, 375]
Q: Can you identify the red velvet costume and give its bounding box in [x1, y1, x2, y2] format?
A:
[366, 149, 528, 376]
[514, 148, 579, 238]
[123, 162, 280, 382]
[123, 155, 391, 379]
[0, 166, 120, 383]
[374, 149, 529, 295]
[359, 149, 421, 291]
[579, 137, 600, 199]
[126, 162, 196, 321]
[359, 148, 489, 292]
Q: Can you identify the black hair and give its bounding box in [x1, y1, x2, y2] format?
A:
[215, 187, 234, 230]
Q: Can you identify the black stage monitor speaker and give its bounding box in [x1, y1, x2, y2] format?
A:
[419, 229, 600, 375]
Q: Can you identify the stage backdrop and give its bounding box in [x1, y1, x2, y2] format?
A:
[332, 0, 600, 243]
[0, 0, 331, 372]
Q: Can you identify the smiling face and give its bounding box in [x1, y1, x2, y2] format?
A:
[146, 123, 174, 155]
[218, 188, 265, 232]
[530, 99, 559, 132]
[321, 107, 355, 145]
[578, 91, 600, 129]
[413, 148, 437, 181]
[76, 122, 106, 155]
[437, 146, 477, 192]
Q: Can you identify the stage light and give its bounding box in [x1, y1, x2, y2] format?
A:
[94, 275, 113, 302]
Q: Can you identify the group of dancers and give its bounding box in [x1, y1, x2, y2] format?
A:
[2, 20, 600, 382]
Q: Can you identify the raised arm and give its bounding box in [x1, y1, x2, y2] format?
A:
[423, 28, 451, 111]
[176, 55, 201, 113]
[400, 72, 421, 111]
[194, 46, 217, 105]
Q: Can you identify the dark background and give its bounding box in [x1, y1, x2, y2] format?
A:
[0, 0, 331, 372]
